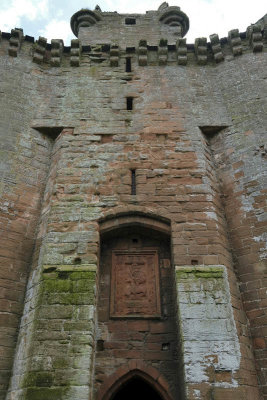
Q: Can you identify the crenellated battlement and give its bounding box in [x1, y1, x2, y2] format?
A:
[0, 23, 266, 69]
[0, 2, 266, 69]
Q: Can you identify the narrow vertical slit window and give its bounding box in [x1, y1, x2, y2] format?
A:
[131, 169, 136, 195]
[127, 97, 133, 110]
[126, 57, 132, 72]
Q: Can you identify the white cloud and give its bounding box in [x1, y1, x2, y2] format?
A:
[0, 0, 266, 44]
[0, 0, 49, 31]
[101, 0, 157, 13]
[38, 19, 72, 43]
[100, 0, 267, 41]
[178, 0, 267, 41]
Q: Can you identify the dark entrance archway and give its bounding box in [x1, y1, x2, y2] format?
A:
[111, 376, 163, 400]
[97, 367, 173, 400]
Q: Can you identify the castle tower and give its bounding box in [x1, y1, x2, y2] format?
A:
[0, 4, 266, 400]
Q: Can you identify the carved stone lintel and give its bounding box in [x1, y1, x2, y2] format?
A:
[195, 37, 207, 65]
[177, 38, 187, 65]
[8, 28, 23, 57]
[33, 36, 47, 64]
[228, 29, 242, 56]
[70, 39, 81, 67]
[210, 34, 224, 63]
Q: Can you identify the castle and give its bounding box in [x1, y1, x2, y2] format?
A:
[0, 3, 266, 399]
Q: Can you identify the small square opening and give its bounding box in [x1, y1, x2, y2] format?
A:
[162, 343, 170, 351]
[97, 340, 104, 351]
[125, 18, 136, 25]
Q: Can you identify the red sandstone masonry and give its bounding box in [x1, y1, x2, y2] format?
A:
[206, 127, 267, 399]
[0, 5, 266, 400]
[95, 231, 180, 397]
[0, 132, 53, 398]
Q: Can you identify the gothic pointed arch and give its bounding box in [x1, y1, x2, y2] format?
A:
[97, 363, 173, 400]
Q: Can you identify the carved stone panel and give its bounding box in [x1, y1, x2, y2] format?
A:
[110, 250, 161, 318]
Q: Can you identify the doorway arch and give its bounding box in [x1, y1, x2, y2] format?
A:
[99, 210, 171, 237]
[95, 212, 181, 399]
[111, 376, 162, 400]
[98, 367, 173, 400]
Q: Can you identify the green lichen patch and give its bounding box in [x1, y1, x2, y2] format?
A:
[45, 292, 94, 305]
[43, 279, 72, 293]
[176, 266, 224, 280]
[195, 271, 223, 278]
[72, 278, 95, 292]
[42, 271, 58, 279]
[69, 271, 96, 280]
[25, 387, 68, 400]
[159, 38, 168, 46]
[70, 333, 93, 345]
[38, 304, 73, 319]
[53, 357, 70, 369]
[23, 371, 53, 388]
[58, 264, 97, 272]
[63, 321, 94, 332]
[139, 39, 147, 47]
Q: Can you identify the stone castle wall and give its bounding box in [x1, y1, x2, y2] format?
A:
[0, 4, 266, 400]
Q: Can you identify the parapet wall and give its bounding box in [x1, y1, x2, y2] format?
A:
[0, 13, 266, 68]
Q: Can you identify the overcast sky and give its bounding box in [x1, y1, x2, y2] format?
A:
[0, 0, 266, 45]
